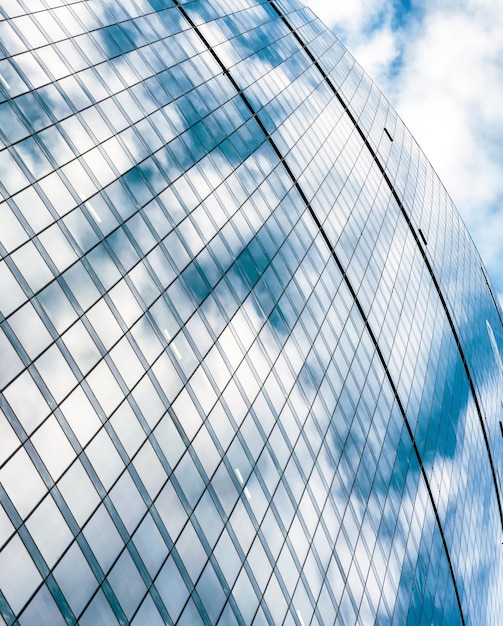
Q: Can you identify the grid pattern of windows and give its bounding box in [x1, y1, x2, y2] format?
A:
[1, 0, 502, 624]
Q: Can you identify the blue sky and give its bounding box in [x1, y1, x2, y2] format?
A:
[303, 0, 503, 306]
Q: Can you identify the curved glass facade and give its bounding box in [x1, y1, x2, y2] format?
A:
[1, 0, 502, 624]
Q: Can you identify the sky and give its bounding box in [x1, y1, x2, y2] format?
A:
[302, 0, 503, 306]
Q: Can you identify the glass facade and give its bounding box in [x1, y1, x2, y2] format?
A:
[1, 0, 502, 624]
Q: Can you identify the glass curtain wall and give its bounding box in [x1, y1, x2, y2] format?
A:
[0, 0, 502, 624]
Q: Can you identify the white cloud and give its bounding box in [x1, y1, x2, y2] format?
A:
[350, 26, 398, 81]
[302, 0, 396, 83]
[302, 0, 394, 33]
[393, 5, 503, 289]
[303, 0, 503, 301]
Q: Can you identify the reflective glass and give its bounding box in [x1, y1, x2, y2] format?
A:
[0, 1, 502, 625]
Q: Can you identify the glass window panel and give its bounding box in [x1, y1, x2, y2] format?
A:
[230, 500, 255, 555]
[37, 279, 78, 334]
[3, 370, 50, 435]
[81, 148, 115, 188]
[129, 262, 159, 307]
[108, 550, 146, 620]
[81, 107, 113, 146]
[214, 528, 242, 588]
[0, 260, 28, 317]
[31, 415, 75, 481]
[248, 537, 272, 592]
[155, 556, 189, 623]
[16, 15, 48, 47]
[58, 74, 92, 109]
[222, 380, 248, 428]
[9, 300, 53, 360]
[174, 452, 205, 510]
[77, 590, 120, 626]
[86, 360, 124, 417]
[63, 261, 101, 312]
[129, 316, 163, 364]
[61, 159, 97, 202]
[0, 535, 42, 614]
[60, 386, 102, 448]
[83, 503, 123, 574]
[149, 295, 179, 341]
[107, 227, 140, 272]
[0, 150, 30, 197]
[127, 214, 157, 256]
[172, 389, 203, 442]
[35, 343, 78, 403]
[207, 401, 235, 454]
[130, 595, 164, 625]
[17, 91, 52, 133]
[233, 568, 259, 624]
[54, 542, 98, 616]
[38, 124, 76, 168]
[109, 336, 144, 388]
[191, 425, 220, 479]
[18, 584, 66, 626]
[110, 401, 145, 458]
[195, 562, 226, 623]
[109, 279, 144, 328]
[277, 543, 299, 597]
[83, 194, 120, 238]
[109, 470, 146, 535]
[0, 496, 15, 546]
[133, 440, 166, 499]
[26, 496, 72, 568]
[155, 481, 187, 543]
[38, 171, 77, 218]
[85, 428, 124, 491]
[58, 460, 99, 527]
[177, 598, 205, 626]
[131, 375, 166, 430]
[150, 352, 184, 406]
[132, 514, 167, 578]
[13, 186, 53, 233]
[62, 320, 101, 375]
[189, 363, 217, 414]
[0, 326, 24, 389]
[193, 491, 224, 549]
[13, 136, 52, 180]
[176, 521, 207, 584]
[142, 199, 172, 241]
[0, 203, 29, 253]
[0, 58, 28, 98]
[263, 572, 288, 625]
[98, 100, 129, 134]
[86, 299, 123, 351]
[0, 100, 28, 144]
[38, 224, 78, 273]
[152, 412, 186, 469]
[12, 241, 54, 293]
[0, 447, 46, 518]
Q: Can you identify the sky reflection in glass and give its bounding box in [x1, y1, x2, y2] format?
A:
[0, 0, 502, 625]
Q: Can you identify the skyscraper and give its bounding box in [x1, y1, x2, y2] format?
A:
[1, 0, 502, 623]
